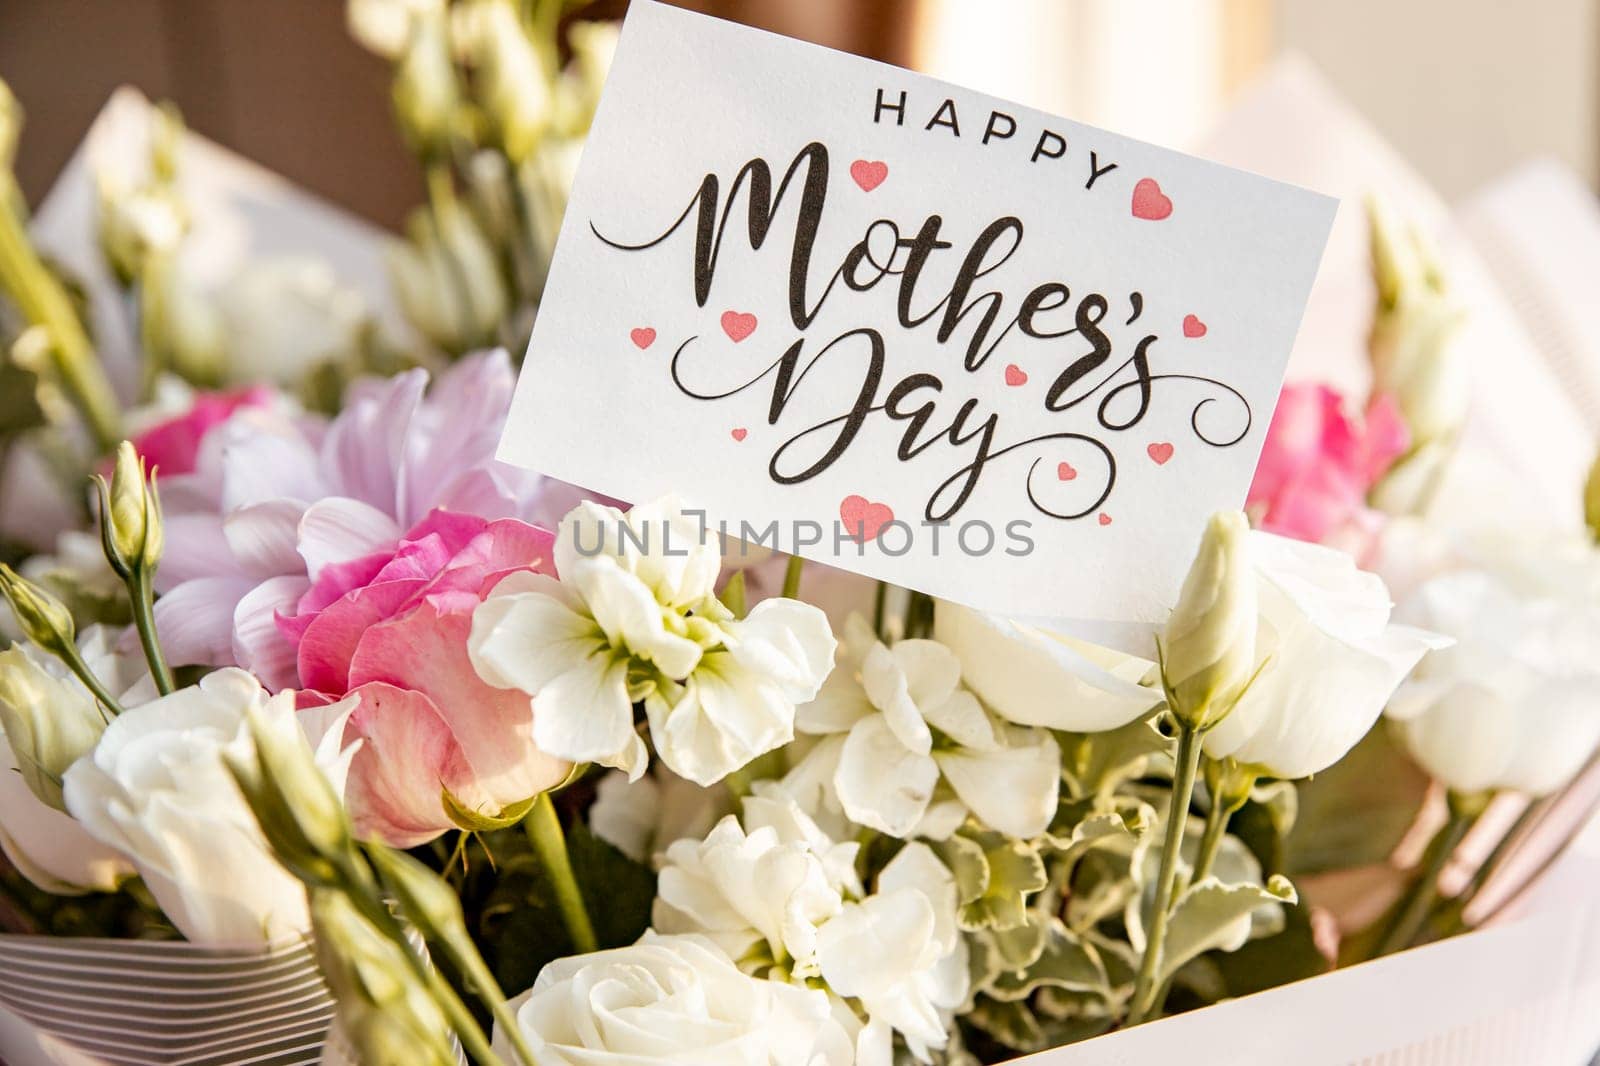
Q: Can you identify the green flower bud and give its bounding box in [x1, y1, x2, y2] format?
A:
[366, 845, 467, 941]
[392, 9, 460, 159]
[0, 644, 106, 809]
[469, 0, 550, 164]
[1161, 511, 1257, 731]
[1586, 449, 1600, 544]
[0, 563, 77, 660]
[0, 78, 20, 172]
[97, 442, 163, 577]
[310, 890, 456, 1066]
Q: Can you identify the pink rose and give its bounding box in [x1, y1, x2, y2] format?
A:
[130, 386, 275, 475]
[1248, 384, 1409, 547]
[280, 508, 571, 846]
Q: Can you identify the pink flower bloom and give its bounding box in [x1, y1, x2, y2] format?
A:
[284, 509, 570, 846]
[1248, 384, 1409, 546]
[147, 350, 587, 688]
[130, 386, 275, 476]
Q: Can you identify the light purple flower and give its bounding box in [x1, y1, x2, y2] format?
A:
[150, 350, 587, 689]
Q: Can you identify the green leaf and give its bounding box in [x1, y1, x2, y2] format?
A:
[949, 828, 1047, 932]
[1284, 722, 1428, 876]
[1060, 714, 1171, 799]
[1154, 875, 1297, 988]
[987, 918, 1108, 1002]
[1209, 900, 1331, 998]
[441, 789, 539, 833]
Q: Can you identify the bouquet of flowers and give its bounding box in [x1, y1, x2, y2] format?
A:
[1, 5, 1598, 1066]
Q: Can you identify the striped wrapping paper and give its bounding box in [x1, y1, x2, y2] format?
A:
[0, 935, 334, 1066]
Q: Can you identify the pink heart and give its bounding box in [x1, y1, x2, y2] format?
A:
[1057, 462, 1077, 481]
[721, 311, 758, 343]
[730, 428, 747, 442]
[840, 494, 894, 543]
[1098, 512, 1113, 526]
[1148, 442, 1174, 465]
[630, 327, 656, 349]
[1004, 364, 1028, 387]
[1131, 178, 1173, 221]
[1182, 314, 1207, 338]
[850, 159, 888, 192]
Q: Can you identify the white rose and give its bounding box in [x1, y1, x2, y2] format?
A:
[1387, 552, 1600, 794]
[62, 668, 315, 943]
[795, 615, 1059, 840]
[1201, 532, 1448, 779]
[0, 628, 145, 893]
[934, 602, 1160, 732]
[504, 933, 851, 1066]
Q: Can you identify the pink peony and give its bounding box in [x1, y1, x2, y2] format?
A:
[282, 508, 570, 846]
[147, 350, 588, 688]
[130, 386, 275, 476]
[1247, 384, 1409, 546]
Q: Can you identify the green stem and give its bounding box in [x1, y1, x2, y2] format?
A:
[128, 568, 175, 694]
[1373, 798, 1480, 957]
[0, 176, 121, 451]
[1126, 723, 1203, 1026]
[1192, 792, 1229, 886]
[54, 641, 124, 721]
[871, 580, 888, 638]
[781, 555, 804, 600]
[524, 792, 598, 954]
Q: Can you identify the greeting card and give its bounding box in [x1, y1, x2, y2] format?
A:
[498, 0, 1336, 625]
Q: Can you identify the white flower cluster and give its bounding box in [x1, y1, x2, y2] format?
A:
[470, 498, 835, 785]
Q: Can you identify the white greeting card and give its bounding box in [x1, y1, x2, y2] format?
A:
[499, 0, 1335, 626]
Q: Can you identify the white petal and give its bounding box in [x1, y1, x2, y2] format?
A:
[152, 577, 256, 666]
[935, 732, 1061, 839]
[232, 574, 311, 690]
[531, 653, 640, 773]
[833, 717, 938, 837]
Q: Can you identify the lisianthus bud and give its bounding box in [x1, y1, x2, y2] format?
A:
[0, 643, 106, 809]
[366, 846, 466, 942]
[310, 890, 457, 1066]
[388, 199, 508, 353]
[95, 172, 187, 286]
[0, 77, 20, 172]
[0, 563, 76, 660]
[1585, 449, 1600, 544]
[391, 9, 459, 159]
[1367, 196, 1471, 453]
[1161, 511, 1257, 730]
[465, 0, 550, 164]
[98, 441, 163, 576]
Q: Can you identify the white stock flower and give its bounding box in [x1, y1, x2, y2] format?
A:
[1386, 540, 1600, 795]
[816, 843, 968, 1066]
[1201, 531, 1449, 780]
[470, 497, 835, 785]
[654, 789, 967, 1064]
[62, 668, 321, 943]
[0, 628, 145, 893]
[589, 767, 727, 866]
[504, 932, 852, 1066]
[793, 615, 1059, 840]
[934, 602, 1160, 733]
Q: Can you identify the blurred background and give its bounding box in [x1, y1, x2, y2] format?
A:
[3, 0, 1595, 230]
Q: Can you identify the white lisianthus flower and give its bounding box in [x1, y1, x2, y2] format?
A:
[816, 843, 968, 1066]
[500, 932, 853, 1066]
[470, 497, 835, 785]
[219, 257, 368, 387]
[1200, 531, 1450, 780]
[1161, 511, 1258, 730]
[1386, 541, 1600, 794]
[0, 628, 145, 893]
[934, 602, 1161, 732]
[793, 615, 1059, 840]
[62, 668, 329, 944]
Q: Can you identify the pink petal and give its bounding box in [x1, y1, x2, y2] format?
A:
[396, 352, 514, 527]
[294, 578, 427, 692]
[233, 574, 312, 690]
[322, 370, 426, 513]
[347, 602, 570, 809]
[152, 513, 238, 593]
[335, 681, 473, 847]
[1360, 392, 1411, 483]
[152, 576, 256, 667]
[223, 499, 307, 578]
[296, 497, 402, 580]
[217, 414, 330, 510]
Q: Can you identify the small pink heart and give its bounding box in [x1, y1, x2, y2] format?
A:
[1148, 442, 1174, 465]
[1057, 462, 1077, 481]
[840, 494, 894, 543]
[1098, 512, 1113, 526]
[721, 311, 758, 343]
[630, 327, 656, 349]
[1131, 177, 1173, 221]
[1004, 364, 1028, 387]
[1182, 314, 1207, 338]
[730, 428, 747, 442]
[850, 159, 888, 192]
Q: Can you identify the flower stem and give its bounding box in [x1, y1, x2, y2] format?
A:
[128, 568, 175, 694]
[781, 554, 804, 599]
[525, 792, 598, 954]
[1373, 792, 1484, 957]
[1126, 722, 1203, 1026]
[1192, 791, 1229, 886]
[54, 641, 125, 721]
